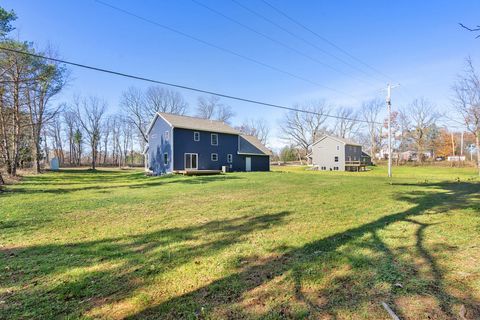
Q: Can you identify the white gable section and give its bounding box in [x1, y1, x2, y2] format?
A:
[311, 135, 345, 171]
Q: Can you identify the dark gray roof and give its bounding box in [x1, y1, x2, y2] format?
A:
[238, 135, 272, 156]
[313, 134, 361, 147]
[158, 112, 239, 135]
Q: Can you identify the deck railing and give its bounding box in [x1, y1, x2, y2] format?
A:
[345, 160, 368, 166]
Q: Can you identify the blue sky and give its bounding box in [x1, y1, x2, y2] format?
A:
[4, 0, 480, 148]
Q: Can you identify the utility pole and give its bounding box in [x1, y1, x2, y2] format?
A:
[385, 84, 399, 178]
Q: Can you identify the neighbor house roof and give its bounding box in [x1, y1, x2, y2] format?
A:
[238, 134, 272, 156]
[312, 134, 362, 147]
[156, 112, 240, 135]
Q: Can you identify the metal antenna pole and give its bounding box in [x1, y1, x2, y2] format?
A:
[385, 84, 399, 178]
[386, 84, 392, 178]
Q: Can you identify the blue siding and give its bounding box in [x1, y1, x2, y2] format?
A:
[173, 128, 243, 171]
[247, 155, 270, 171]
[148, 115, 173, 175]
[148, 123, 270, 173]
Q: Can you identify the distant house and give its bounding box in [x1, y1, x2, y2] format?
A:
[309, 134, 368, 171]
[144, 112, 271, 175]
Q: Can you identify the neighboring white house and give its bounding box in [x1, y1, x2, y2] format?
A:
[308, 135, 369, 171]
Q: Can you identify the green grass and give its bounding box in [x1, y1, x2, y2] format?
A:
[1, 166, 479, 319]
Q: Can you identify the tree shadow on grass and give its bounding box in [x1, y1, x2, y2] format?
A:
[126, 181, 480, 319]
[2, 172, 242, 195]
[0, 212, 290, 319]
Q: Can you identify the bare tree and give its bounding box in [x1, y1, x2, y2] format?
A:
[120, 116, 133, 167]
[120, 87, 149, 144]
[216, 105, 234, 124]
[145, 86, 188, 115]
[334, 107, 361, 139]
[236, 118, 269, 145]
[72, 128, 82, 166]
[121, 86, 188, 148]
[62, 109, 76, 165]
[402, 98, 439, 163]
[196, 95, 234, 123]
[280, 100, 330, 155]
[361, 98, 383, 157]
[101, 116, 111, 164]
[453, 57, 480, 175]
[74, 96, 106, 170]
[48, 112, 64, 164]
[459, 23, 480, 38]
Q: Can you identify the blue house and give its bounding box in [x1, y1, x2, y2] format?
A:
[144, 112, 271, 175]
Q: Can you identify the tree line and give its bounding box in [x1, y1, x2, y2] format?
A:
[1, 5, 479, 184]
[278, 61, 480, 174]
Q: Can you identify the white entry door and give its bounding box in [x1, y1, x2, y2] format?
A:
[245, 157, 251, 172]
[185, 153, 198, 170]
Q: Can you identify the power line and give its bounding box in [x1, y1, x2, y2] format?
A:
[0, 46, 382, 125]
[191, 0, 377, 87]
[230, 0, 385, 84]
[262, 0, 393, 82]
[94, 0, 352, 98]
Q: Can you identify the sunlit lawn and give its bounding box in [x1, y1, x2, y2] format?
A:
[1, 165, 479, 319]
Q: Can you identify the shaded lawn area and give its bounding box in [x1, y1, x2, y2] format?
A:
[0, 166, 479, 319]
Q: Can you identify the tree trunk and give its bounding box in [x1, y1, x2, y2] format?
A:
[0, 171, 4, 185]
[91, 144, 96, 170]
[34, 140, 42, 174]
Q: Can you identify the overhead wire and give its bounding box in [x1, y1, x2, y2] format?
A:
[191, 0, 379, 87]
[95, 0, 355, 98]
[0, 46, 382, 125]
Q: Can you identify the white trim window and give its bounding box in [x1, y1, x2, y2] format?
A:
[227, 154, 233, 163]
[334, 156, 339, 162]
[194, 131, 200, 141]
[336, 145, 340, 151]
[211, 153, 218, 161]
[163, 153, 168, 165]
[211, 133, 218, 146]
[164, 131, 169, 140]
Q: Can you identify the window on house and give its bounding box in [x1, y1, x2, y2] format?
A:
[164, 131, 169, 140]
[334, 156, 339, 162]
[211, 153, 218, 161]
[336, 145, 340, 150]
[194, 131, 200, 141]
[211, 133, 218, 146]
[227, 154, 233, 163]
[163, 153, 168, 165]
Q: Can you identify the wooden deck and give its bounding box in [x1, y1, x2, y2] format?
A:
[174, 170, 222, 176]
[345, 161, 368, 172]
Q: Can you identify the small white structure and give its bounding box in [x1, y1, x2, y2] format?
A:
[447, 156, 466, 161]
[50, 157, 60, 171]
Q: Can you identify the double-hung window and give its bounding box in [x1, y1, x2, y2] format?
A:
[164, 131, 169, 140]
[211, 133, 218, 146]
[194, 131, 200, 141]
[211, 153, 218, 161]
[163, 153, 168, 165]
[227, 154, 233, 163]
[334, 156, 339, 162]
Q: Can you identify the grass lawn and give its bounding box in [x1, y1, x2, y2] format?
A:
[1, 165, 479, 319]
